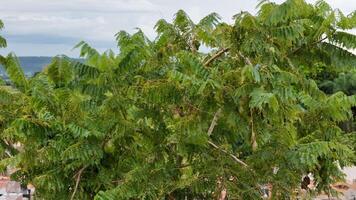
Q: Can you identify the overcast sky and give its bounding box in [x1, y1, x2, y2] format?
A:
[0, 0, 355, 57]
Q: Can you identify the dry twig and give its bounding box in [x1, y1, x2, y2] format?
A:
[71, 166, 87, 200]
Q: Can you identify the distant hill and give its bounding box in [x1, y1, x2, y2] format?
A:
[0, 56, 83, 76]
[17, 56, 53, 74]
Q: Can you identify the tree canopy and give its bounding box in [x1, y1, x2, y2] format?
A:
[0, 20, 6, 49]
[0, 0, 356, 199]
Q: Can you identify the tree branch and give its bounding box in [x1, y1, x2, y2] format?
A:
[206, 108, 248, 167]
[207, 108, 222, 136]
[289, 36, 328, 55]
[250, 109, 257, 151]
[238, 51, 252, 66]
[0, 140, 18, 157]
[208, 141, 248, 167]
[71, 166, 87, 200]
[204, 48, 229, 66]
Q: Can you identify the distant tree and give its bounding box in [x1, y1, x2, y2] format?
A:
[0, 0, 356, 199]
[319, 71, 356, 132]
[321, 72, 356, 96]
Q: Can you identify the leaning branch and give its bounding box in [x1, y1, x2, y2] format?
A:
[208, 141, 248, 167]
[238, 51, 252, 66]
[71, 166, 87, 200]
[207, 108, 222, 136]
[204, 48, 229, 66]
[289, 36, 328, 55]
[206, 108, 248, 167]
[250, 109, 257, 151]
[206, 108, 248, 200]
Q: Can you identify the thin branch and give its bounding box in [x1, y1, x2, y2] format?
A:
[206, 108, 248, 167]
[207, 108, 222, 136]
[250, 109, 257, 151]
[289, 36, 328, 55]
[285, 57, 296, 69]
[4, 150, 12, 158]
[205, 107, 248, 200]
[208, 141, 248, 167]
[238, 51, 252, 66]
[168, 193, 176, 200]
[204, 48, 229, 66]
[0, 140, 18, 157]
[189, 36, 198, 53]
[71, 166, 87, 200]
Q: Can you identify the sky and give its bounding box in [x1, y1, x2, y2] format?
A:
[0, 0, 355, 57]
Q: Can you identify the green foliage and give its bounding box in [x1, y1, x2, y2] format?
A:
[318, 71, 356, 132]
[0, 0, 355, 199]
[0, 20, 6, 48]
[320, 71, 356, 95]
[1, 53, 29, 91]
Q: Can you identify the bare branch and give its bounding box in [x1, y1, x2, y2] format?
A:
[238, 51, 252, 66]
[208, 141, 248, 167]
[250, 109, 257, 151]
[204, 48, 229, 66]
[207, 108, 222, 136]
[206, 108, 248, 167]
[71, 166, 87, 200]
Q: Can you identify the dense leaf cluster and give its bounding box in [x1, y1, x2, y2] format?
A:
[0, 0, 356, 199]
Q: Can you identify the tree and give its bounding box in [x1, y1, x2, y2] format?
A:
[0, 20, 6, 49]
[319, 71, 356, 133]
[0, 21, 25, 161]
[0, 0, 356, 199]
[0, 19, 6, 68]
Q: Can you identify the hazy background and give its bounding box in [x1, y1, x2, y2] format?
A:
[0, 0, 355, 57]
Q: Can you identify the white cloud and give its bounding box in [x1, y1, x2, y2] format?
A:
[0, 0, 354, 57]
[0, 0, 158, 12]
